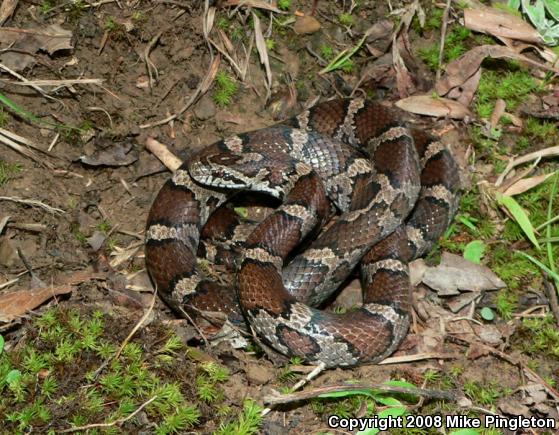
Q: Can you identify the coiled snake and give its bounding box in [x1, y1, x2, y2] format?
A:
[145, 98, 461, 367]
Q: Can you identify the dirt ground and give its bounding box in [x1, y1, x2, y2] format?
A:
[0, 0, 558, 434]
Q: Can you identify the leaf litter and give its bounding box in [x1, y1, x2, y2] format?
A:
[0, 0, 558, 432]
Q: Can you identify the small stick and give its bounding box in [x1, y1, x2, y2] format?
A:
[0, 196, 64, 214]
[145, 137, 182, 171]
[436, 0, 452, 81]
[542, 276, 559, 326]
[495, 145, 559, 186]
[262, 363, 326, 416]
[144, 31, 163, 89]
[140, 55, 220, 129]
[91, 291, 157, 379]
[114, 290, 157, 359]
[58, 396, 157, 433]
[264, 382, 457, 406]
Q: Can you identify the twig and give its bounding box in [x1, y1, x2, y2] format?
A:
[1, 78, 104, 87]
[115, 290, 157, 359]
[144, 31, 163, 89]
[91, 290, 157, 379]
[145, 137, 183, 171]
[58, 396, 157, 433]
[542, 276, 559, 326]
[262, 363, 326, 416]
[263, 382, 457, 406]
[0, 196, 64, 214]
[140, 55, 220, 129]
[436, 0, 452, 81]
[379, 352, 459, 364]
[0, 62, 56, 101]
[495, 145, 559, 186]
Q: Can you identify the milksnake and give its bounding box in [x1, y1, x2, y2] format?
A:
[145, 98, 461, 367]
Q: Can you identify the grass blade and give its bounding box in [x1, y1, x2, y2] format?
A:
[516, 251, 559, 283]
[496, 192, 540, 250]
[545, 172, 559, 287]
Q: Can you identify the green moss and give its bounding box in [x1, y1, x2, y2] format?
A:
[463, 380, 506, 406]
[476, 70, 536, 117]
[339, 13, 354, 26]
[0, 307, 255, 433]
[425, 8, 444, 31]
[277, 0, 291, 11]
[0, 160, 21, 186]
[521, 315, 559, 357]
[213, 71, 238, 107]
[495, 290, 518, 320]
[418, 25, 472, 71]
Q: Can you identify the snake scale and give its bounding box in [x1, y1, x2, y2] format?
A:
[145, 98, 461, 367]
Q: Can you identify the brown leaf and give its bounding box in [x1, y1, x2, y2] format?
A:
[464, 7, 541, 44]
[490, 98, 506, 128]
[392, 36, 415, 98]
[499, 399, 530, 417]
[0, 285, 73, 322]
[436, 45, 558, 97]
[222, 0, 284, 14]
[446, 68, 481, 107]
[395, 95, 471, 119]
[422, 252, 506, 294]
[503, 172, 557, 196]
[79, 140, 138, 167]
[294, 16, 321, 35]
[0, 0, 18, 26]
[0, 25, 73, 71]
[466, 342, 491, 359]
[252, 12, 272, 100]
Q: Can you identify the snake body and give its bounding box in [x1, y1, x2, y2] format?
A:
[145, 99, 460, 367]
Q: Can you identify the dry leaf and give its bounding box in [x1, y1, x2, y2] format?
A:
[79, 140, 138, 167]
[0, 0, 18, 26]
[0, 285, 73, 322]
[294, 16, 321, 34]
[436, 45, 558, 97]
[0, 25, 73, 71]
[422, 252, 506, 293]
[392, 36, 415, 98]
[503, 172, 557, 196]
[395, 95, 471, 119]
[447, 68, 481, 107]
[222, 0, 284, 14]
[490, 98, 506, 127]
[499, 399, 530, 417]
[464, 7, 541, 44]
[252, 13, 272, 101]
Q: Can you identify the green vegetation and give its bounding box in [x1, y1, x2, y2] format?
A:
[213, 71, 239, 107]
[520, 315, 559, 357]
[265, 38, 276, 50]
[0, 160, 21, 187]
[215, 400, 262, 435]
[0, 307, 259, 433]
[339, 13, 354, 27]
[277, 0, 292, 11]
[39, 0, 87, 20]
[475, 69, 537, 118]
[463, 380, 510, 406]
[418, 25, 471, 70]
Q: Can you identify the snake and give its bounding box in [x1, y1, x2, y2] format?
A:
[145, 98, 461, 368]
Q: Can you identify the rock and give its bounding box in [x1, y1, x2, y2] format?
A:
[294, 16, 321, 35]
[245, 364, 273, 385]
[194, 96, 216, 120]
